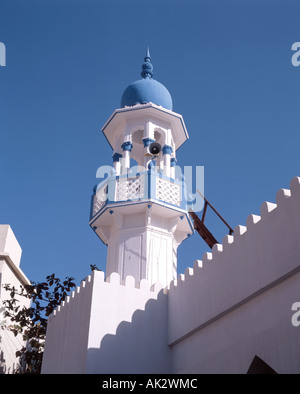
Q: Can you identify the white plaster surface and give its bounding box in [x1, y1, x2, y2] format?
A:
[42, 271, 170, 374]
[0, 225, 30, 374]
[0, 225, 22, 267]
[42, 176, 300, 374]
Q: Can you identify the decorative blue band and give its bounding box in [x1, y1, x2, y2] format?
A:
[148, 158, 156, 170]
[162, 144, 173, 155]
[121, 141, 133, 152]
[171, 158, 177, 167]
[142, 137, 155, 147]
[112, 152, 122, 162]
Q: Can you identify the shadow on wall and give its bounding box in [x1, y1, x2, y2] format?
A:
[86, 289, 172, 374]
[0, 349, 5, 374]
[0, 332, 17, 374]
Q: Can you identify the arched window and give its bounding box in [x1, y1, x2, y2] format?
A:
[247, 355, 277, 374]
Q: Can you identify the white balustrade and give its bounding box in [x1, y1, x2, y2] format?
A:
[92, 172, 182, 217]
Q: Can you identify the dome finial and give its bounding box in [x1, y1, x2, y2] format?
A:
[141, 46, 153, 79]
[145, 46, 151, 61]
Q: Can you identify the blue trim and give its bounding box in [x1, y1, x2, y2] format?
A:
[112, 152, 122, 162]
[148, 158, 156, 170]
[121, 141, 133, 151]
[143, 137, 155, 147]
[171, 157, 177, 167]
[90, 170, 193, 223]
[162, 144, 173, 155]
[147, 169, 151, 199]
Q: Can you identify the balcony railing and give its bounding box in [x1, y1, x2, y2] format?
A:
[90, 170, 185, 219]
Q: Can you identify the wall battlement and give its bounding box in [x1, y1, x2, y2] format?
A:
[43, 270, 168, 373]
[42, 176, 300, 374]
[168, 176, 300, 346]
[49, 271, 165, 323]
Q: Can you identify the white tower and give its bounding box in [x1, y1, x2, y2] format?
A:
[90, 49, 193, 287]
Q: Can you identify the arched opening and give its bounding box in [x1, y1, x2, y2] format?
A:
[247, 355, 277, 374]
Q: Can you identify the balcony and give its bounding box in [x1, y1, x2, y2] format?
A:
[90, 170, 187, 220]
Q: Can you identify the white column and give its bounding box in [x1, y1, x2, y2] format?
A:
[121, 141, 133, 173]
[143, 122, 155, 170]
[112, 152, 122, 175]
[170, 157, 177, 179]
[143, 137, 155, 169]
[162, 145, 173, 178]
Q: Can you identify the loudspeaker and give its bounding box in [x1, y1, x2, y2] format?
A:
[149, 142, 161, 155]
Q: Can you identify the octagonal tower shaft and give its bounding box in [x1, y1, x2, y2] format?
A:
[90, 103, 192, 287]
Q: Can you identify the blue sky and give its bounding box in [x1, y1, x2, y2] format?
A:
[0, 0, 299, 285]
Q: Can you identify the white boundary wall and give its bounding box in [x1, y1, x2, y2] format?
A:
[42, 176, 300, 374]
[42, 272, 171, 374]
[169, 176, 300, 373]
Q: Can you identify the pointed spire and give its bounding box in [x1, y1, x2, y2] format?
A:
[145, 46, 151, 61]
[141, 46, 153, 79]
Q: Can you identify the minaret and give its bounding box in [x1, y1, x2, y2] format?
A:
[90, 49, 193, 287]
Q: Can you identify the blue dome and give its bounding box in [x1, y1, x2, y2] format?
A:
[121, 78, 173, 110]
[120, 48, 173, 111]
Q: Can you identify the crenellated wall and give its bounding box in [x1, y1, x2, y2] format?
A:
[42, 273, 94, 374]
[169, 176, 300, 373]
[42, 176, 300, 374]
[42, 270, 170, 374]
